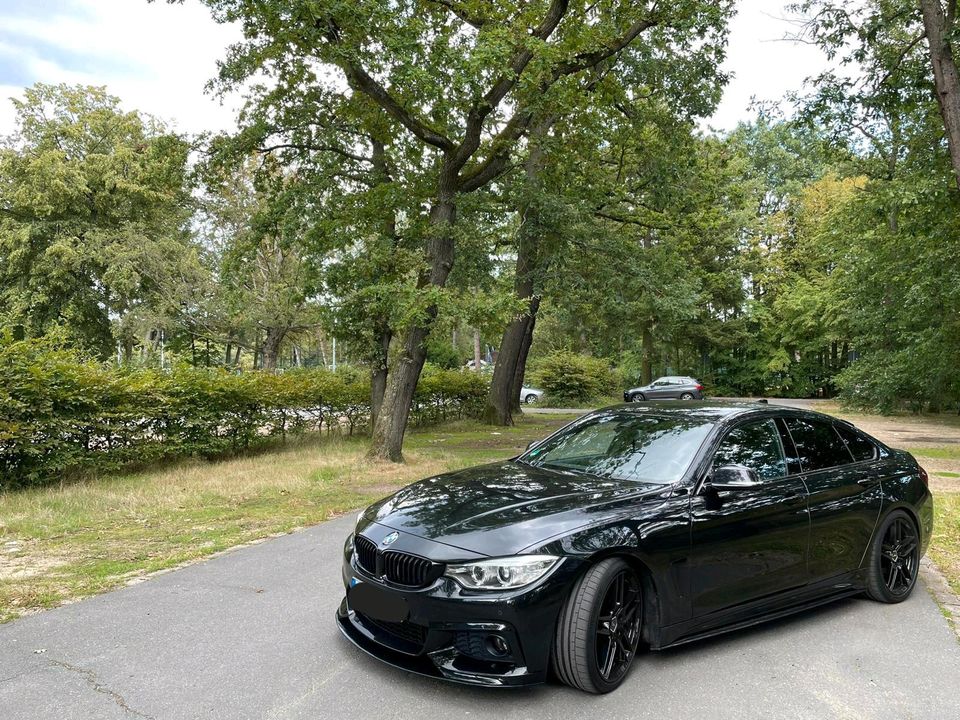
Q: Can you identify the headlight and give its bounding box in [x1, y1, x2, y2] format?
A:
[445, 555, 560, 591]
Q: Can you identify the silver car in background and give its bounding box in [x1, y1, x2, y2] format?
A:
[624, 376, 704, 402]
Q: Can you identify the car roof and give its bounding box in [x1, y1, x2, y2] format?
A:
[595, 399, 833, 424]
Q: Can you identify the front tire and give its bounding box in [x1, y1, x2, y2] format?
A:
[631, 393, 645, 402]
[864, 510, 920, 603]
[552, 558, 643, 694]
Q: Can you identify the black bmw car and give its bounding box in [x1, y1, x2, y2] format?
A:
[337, 401, 933, 693]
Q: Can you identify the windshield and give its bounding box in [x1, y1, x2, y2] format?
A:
[520, 412, 713, 484]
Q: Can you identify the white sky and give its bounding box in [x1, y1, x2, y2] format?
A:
[0, 0, 830, 138]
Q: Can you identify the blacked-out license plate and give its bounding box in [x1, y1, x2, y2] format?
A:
[349, 581, 409, 623]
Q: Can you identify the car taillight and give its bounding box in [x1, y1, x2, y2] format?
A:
[696, 384, 703, 391]
[919, 466, 929, 487]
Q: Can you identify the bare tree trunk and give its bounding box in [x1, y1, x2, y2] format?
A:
[641, 323, 654, 385]
[921, 0, 960, 190]
[473, 328, 482, 372]
[261, 327, 286, 371]
[369, 194, 456, 461]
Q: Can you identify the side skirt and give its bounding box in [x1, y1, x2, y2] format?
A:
[653, 582, 863, 651]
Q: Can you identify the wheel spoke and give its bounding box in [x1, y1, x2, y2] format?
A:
[889, 564, 901, 590]
[601, 639, 617, 677]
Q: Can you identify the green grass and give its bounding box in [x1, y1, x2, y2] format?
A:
[931, 492, 960, 596]
[910, 447, 960, 461]
[0, 414, 575, 624]
[935, 471, 960, 478]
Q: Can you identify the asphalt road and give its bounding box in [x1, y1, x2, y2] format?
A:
[2, 511, 959, 720]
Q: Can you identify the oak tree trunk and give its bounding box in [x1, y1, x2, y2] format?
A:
[261, 327, 286, 371]
[921, 0, 960, 190]
[370, 327, 391, 428]
[369, 196, 456, 461]
[483, 119, 551, 426]
[510, 297, 539, 414]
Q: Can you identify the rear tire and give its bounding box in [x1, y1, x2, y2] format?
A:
[864, 509, 920, 603]
[679, 392, 694, 400]
[525, 394, 538, 404]
[552, 558, 643, 694]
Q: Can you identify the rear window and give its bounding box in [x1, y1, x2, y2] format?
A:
[784, 418, 854, 472]
[521, 413, 713, 484]
[834, 424, 879, 462]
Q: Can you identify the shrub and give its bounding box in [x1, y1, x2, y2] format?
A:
[530, 351, 618, 404]
[0, 337, 487, 490]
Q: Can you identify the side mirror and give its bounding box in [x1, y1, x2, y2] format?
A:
[526, 439, 540, 451]
[709, 465, 761, 490]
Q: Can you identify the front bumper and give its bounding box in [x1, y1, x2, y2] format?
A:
[335, 531, 581, 687]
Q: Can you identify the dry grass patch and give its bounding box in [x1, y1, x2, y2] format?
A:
[0, 414, 574, 623]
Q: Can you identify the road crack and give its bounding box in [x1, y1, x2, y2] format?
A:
[49, 659, 155, 719]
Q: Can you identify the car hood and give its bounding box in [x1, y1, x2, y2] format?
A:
[362, 461, 670, 557]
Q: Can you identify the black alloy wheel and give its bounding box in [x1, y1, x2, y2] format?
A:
[552, 558, 643, 693]
[865, 510, 920, 603]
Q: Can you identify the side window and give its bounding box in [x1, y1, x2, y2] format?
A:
[834, 424, 879, 462]
[713, 419, 786, 481]
[784, 418, 854, 472]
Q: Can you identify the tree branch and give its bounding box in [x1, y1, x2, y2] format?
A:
[553, 15, 659, 77]
[343, 61, 456, 152]
[320, 18, 456, 152]
[423, 0, 487, 28]
[451, 0, 570, 173]
[876, 31, 928, 88]
[256, 142, 372, 164]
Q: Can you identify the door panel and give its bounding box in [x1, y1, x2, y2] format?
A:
[783, 418, 884, 581]
[802, 463, 884, 580]
[689, 418, 809, 618]
[689, 478, 809, 617]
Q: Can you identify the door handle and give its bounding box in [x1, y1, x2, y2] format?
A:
[857, 478, 879, 486]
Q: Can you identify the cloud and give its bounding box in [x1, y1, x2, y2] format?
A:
[706, 0, 833, 131]
[0, 0, 835, 140]
[0, 0, 242, 137]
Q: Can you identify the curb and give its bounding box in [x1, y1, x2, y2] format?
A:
[921, 556, 960, 641]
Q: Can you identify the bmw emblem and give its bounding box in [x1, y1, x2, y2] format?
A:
[381, 531, 399, 547]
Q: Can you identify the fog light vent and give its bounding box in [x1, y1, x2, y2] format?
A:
[455, 631, 514, 662]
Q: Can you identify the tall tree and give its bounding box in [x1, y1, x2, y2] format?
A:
[186, 0, 733, 460]
[0, 83, 195, 359]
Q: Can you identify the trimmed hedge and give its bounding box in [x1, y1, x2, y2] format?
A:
[0, 338, 487, 489]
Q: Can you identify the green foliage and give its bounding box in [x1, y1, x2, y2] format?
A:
[529, 351, 619, 404]
[0, 337, 487, 489]
[0, 83, 197, 358]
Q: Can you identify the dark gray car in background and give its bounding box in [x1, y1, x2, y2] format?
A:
[624, 376, 704, 402]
